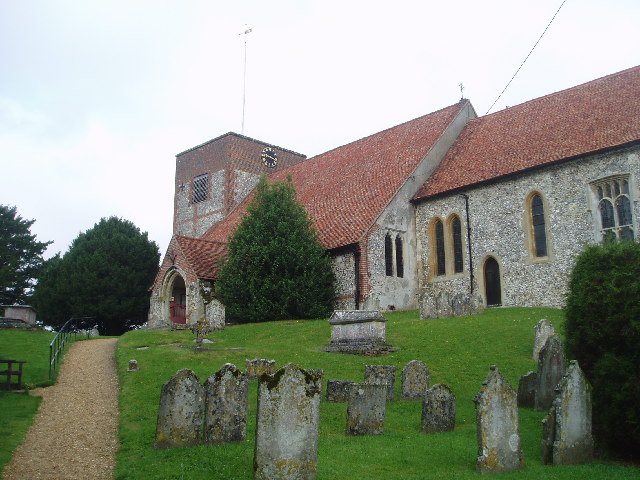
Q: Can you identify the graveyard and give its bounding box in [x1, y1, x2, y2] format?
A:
[113, 307, 638, 479]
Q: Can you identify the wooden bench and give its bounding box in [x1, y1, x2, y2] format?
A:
[0, 359, 27, 390]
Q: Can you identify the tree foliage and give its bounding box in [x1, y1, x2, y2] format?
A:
[0, 205, 52, 305]
[564, 239, 640, 460]
[32, 217, 160, 335]
[216, 177, 335, 323]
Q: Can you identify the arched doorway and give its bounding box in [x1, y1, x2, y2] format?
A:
[484, 257, 502, 307]
[169, 274, 187, 324]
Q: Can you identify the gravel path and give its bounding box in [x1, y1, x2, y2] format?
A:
[3, 338, 119, 480]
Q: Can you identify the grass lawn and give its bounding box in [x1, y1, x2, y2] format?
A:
[0, 329, 57, 475]
[116, 307, 639, 479]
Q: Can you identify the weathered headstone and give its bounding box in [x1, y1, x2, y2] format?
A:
[535, 335, 567, 411]
[542, 360, 594, 465]
[517, 371, 537, 408]
[401, 360, 430, 400]
[308, 369, 324, 397]
[364, 365, 396, 401]
[323, 310, 397, 354]
[155, 369, 204, 449]
[421, 384, 456, 433]
[533, 318, 555, 361]
[254, 363, 322, 480]
[346, 382, 387, 436]
[473, 365, 524, 473]
[245, 358, 276, 380]
[327, 380, 354, 402]
[204, 363, 248, 444]
[127, 359, 139, 372]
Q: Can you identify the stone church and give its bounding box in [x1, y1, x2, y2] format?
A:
[148, 65, 640, 329]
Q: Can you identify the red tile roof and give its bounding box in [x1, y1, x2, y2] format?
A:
[175, 236, 227, 280]
[203, 102, 468, 250]
[414, 65, 640, 200]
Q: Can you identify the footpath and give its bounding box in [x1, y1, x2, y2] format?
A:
[3, 338, 119, 480]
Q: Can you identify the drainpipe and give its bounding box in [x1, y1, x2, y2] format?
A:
[461, 194, 474, 294]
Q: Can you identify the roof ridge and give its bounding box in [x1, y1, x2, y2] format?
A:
[176, 132, 307, 158]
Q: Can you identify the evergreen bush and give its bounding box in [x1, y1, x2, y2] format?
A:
[564, 239, 640, 460]
[216, 177, 335, 323]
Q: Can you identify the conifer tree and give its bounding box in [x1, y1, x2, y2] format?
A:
[216, 177, 335, 323]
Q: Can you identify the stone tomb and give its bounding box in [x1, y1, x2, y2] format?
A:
[421, 384, 456, 433]
[473, 365, 524, 473]
[535, 335, 567, 411]
[364, 365, 396, 401]
[401, 360, 429, 400]
[326, 380, 354, 402]
[324, 310, 397, 354]
[346, 382, 387, 436]
[542, 360, 594, 465]
[245, 358, 276, 380]
[155, 369, 204, 449]
[204, 363, 248, 444]
[254, 363, 322, 480]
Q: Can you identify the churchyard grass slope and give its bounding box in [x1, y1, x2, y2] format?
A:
[115, 308, 639, 479]
[0, 329, 56, 474]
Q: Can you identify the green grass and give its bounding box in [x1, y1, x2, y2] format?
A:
[116, 307, 640, 479]
[0, 329, 57, 475]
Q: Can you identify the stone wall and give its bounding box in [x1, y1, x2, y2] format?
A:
[415, 145, 640, 318]
[331, 250, 357, 310]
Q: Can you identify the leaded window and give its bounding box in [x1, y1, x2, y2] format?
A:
[531, 194, 548, 257]
[435, 220, 446, 276]
[395, 235, 404, 278]
[192, 174, 209, 203]
[384, 233, 393, 276]
[452, 216, 464, 273]
[593, 176, 635, 241]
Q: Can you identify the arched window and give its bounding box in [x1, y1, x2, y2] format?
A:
[531, 194, 547, 257]
[384, 233, 393, 276]
[484, 257, 502, 307]
[451, 216, 464, 273]
[395, 235, 404, 278]
[593, 176, 635, 241]
[435, 220, 446, 276]
[616, 196, 634, 240]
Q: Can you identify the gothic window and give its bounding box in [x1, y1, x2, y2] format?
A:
[593, 176, 635, 241]
[531, 194, 548, 257]
[435, 220, 446, 276]
[384, 233, 393, 276]
[192, 174, 209, 203]
[451, 215, 464, 273]
[395, 235, 404, 278]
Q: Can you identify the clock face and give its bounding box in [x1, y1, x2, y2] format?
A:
[261, 147, 278, 168]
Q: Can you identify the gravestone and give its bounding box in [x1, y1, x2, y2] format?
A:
[246, 358, 276, 380]
[307, 369, 324, 396]
[473, 365, 524, 473]
[401, 360, 429, 400]
[346, 382, 387, 436]
[421, 384, 456, 433]
[327, 380, 354, 403]
[155, 369, 204, 449]
[364, 365, 396, 401]
[204, 363, 248, 444]
[535, 335, 566, 411]
[542, 360, 594, 465]
[533, 318, 555, 361]
[517, 371, 537, 408]
[323, 310, 397, 354]
[254, 363, 322, 480]
[127, 359, 139, 372]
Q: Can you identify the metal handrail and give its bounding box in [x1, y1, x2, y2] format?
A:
[48, 317, 94, 379]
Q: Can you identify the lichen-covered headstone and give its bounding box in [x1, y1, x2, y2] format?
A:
[542, 360, 594, 465]
[327, 380, 354, 403]
[204, 363, 248, 444]
[517, 371, 537, 408]
[401, 360, 429, 400]
[534, 335, 566, 411]
[346, 382, 387, 436]
[364, 365, 396, 401]
[254, 363, 322, 480]
[421, 384, 456, 433]
[127, 359, 139, 372]
[155, 369, 204, 449]
[473, 365, 524, 473]
[533, 319, 555, 361]
[246, 358, 276, 380]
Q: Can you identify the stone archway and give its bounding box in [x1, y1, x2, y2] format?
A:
[162, 269, 188, 325]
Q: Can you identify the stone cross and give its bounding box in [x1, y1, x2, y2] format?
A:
[254, 363, 322, 480]
[533, 319, 555, 361]
[473, 365, 524, 473]
[155, 369, 204, 449]
[204, 363, 248, 444]
[364, 365, 396, 401]
[191, 317, 212, 348]
[401, 360, 430, 400]
[421, 384, 456, 433]
[535, 335, 567, 411]
[346, 382, 387, 436]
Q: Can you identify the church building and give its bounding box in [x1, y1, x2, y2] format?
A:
[148, 65, 640, 329]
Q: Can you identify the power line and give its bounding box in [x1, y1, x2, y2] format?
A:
[485, 0, 568, 115]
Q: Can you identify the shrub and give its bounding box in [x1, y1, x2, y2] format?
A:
[564, 240, 640, 460]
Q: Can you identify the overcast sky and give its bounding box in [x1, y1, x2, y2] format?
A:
[1, 0, 638, 259]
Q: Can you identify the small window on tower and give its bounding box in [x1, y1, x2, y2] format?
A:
[192, 174, 208, 203]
